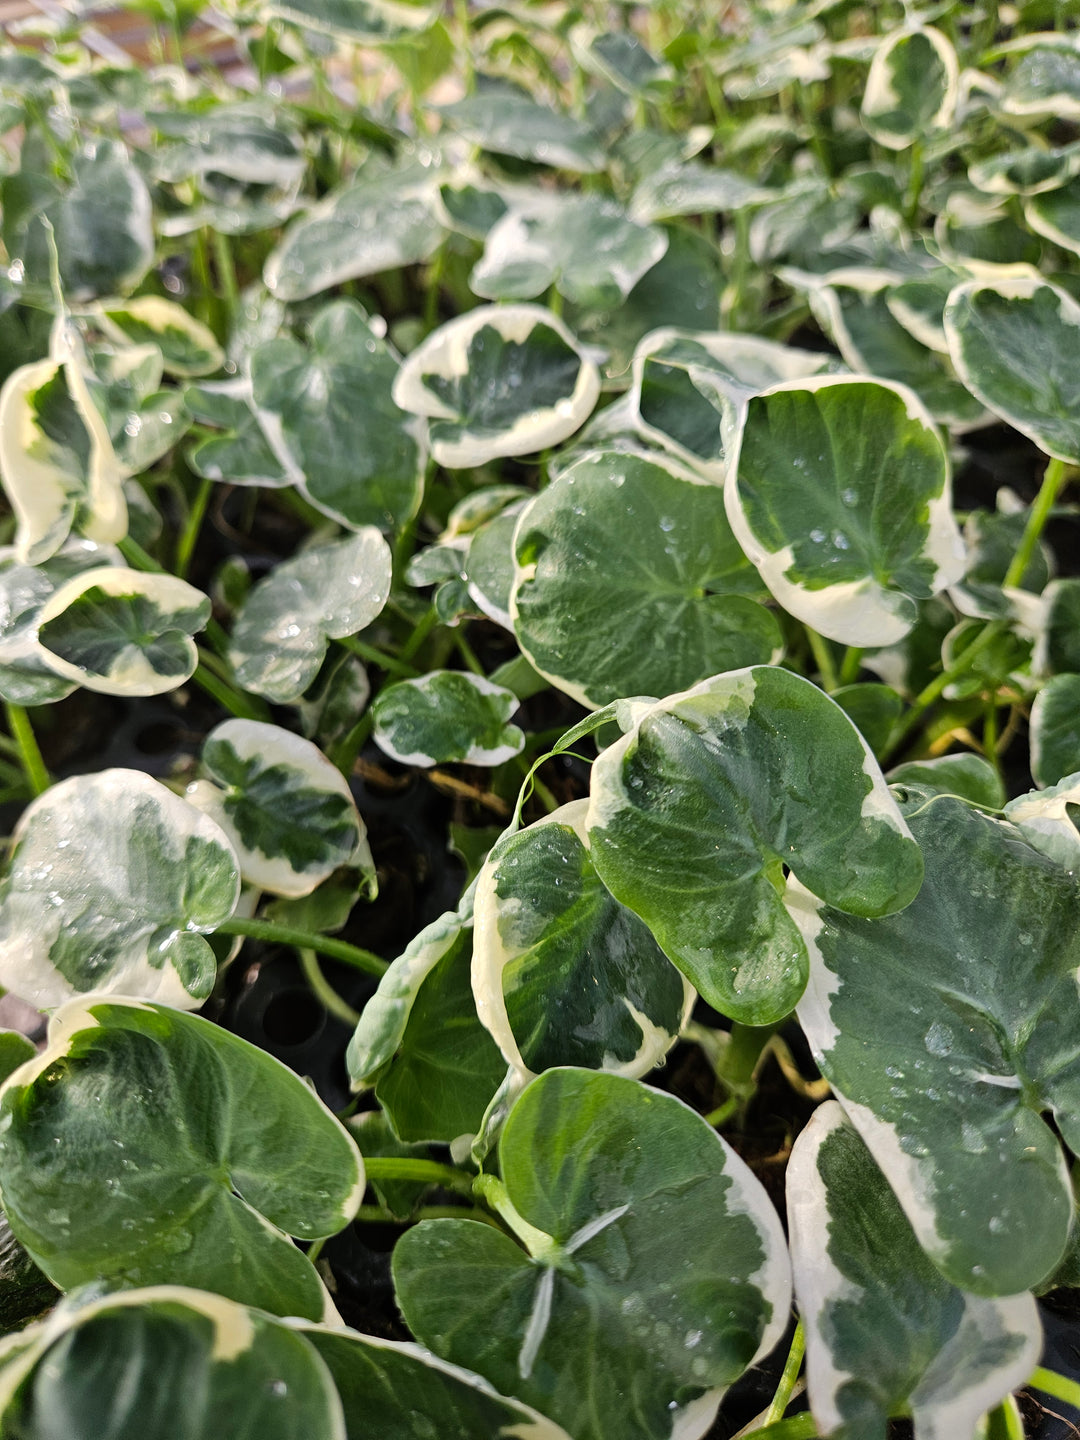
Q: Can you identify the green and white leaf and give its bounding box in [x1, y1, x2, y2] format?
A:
[346, 905, 507, 1145]
[438, 83, 605, 172]
[793, 791, 1080, 1295]
[250, 300, 425, 533]
[186, 720, 364, 898]
[726, 376, 964, 646]
[1003, 775, 1080, 870]
[263, 0, 438, 43]
[0, 538, 123, 706]
[0, 768, 239, 1010]
[630, 162, 773, 224]
[0, 1287, 346, 1440]
[392, 304, 600, 468]
[36, 566, 210, 697]
[149, 103, 306, 189]
[587, 667, 923, 1025]
[371, 670, 524, 767]
[1001, 45, 1080, 121]
[393, 1067, 792, 1440]
[473, 800, 693, 1080]
[969, 142, 1080, 198]
[512, 449, 781, 708]
[300, 1323, 573, 1440]
[1030, 673, 1080, 788]
[264, 163, 443, 302]
[0, 325, 127, 565]
[1041, 578, 1080, 675]
[470, 193, 667, 310]
[185, 379, 291, 488]
[463, 501, 526, 629]
[944, 276, 1080, 463]
[861, 26, 958, 149]
[87, 343, 190, 478]
[229, 530, 392, 703]
[831, 682, 903, 758]
[0, 997, 363, 1318]
[99, 297, 224, 378]
[788, 1102, 1040, 1440]
[887, 753, 1005, 810]
[1025, 178, 1080, 256]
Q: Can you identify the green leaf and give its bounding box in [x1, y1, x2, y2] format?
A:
[393, 1067, 792, 1440]
[473, 800, 692, 1079]
[0, 1033, 34, 1086]
[99, 298, 224, 379]
[0, 1288, 346, 1440]
[860, 26, 958, 149]
[629, 161, 772, 224]
[438, 82, 605, 172]
[587, 667, 923, 1025]
[831, 682, 903, 757]
[471, 194, 667, 309]
[1003, 774, 1080, 870]
[1026, 177, 1080, 256]
[1031, 673, 1080, 787]
[0, 997, 363, 1318]
[511, 449, 781, 708]
[263, 0, 438, 43]
[250, 300, 425, 533]
[788, 1102, 1040, 1440]
[886, 753, 1005, 810]
[301, 1322, 574, 1438]
[188, 720, 364, 898]
[944, 276, 1080, 463]
[0, 538, 123, 706]
[371, 670, 524, 768]
[1002, 45, 1080, 122]
[148, 103, 305, 190]
[726, 376, 964, 646]
[346, 906, 507, 1145]
[229, 530, 392, 703]
[185, 379, 291, 488]
[0, 768, 239, 1010]
[87, 344, 191, 478]
[969, 142, 1080, 197]
[392, 304, 600, 468]
[264, 164, 443, 302]
[1043, 578, 1080, 675]
[36, 567, 210, 697]
[464, 503, 525, 629]
[793, 791, 1080, 1295]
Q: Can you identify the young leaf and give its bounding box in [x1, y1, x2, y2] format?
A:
[229, 530, 392, 703]
[393, 1067, 792, 1440]
[860, 26, 958, 150]
[587, 667, 923, 1025]
[250, 300, 425, 533]
[511, 449, 781, 708]
[187, 720, 365, 898]
[1003, 775, 1080, 870]
[99, 297, 224, 379]
[788, 1102, 1040, 1440]
[726, 376, 964, 646]
[371, 670, 525, 768]
[392, 304, 600, 468]
[794, 792, 1080, 1296]
[0, 768, 240, 1010]
[472, 800, 693, 1079]
[943, 276, 1080, 462]
[346, 906, 506, 1145]
[0, 997, 364, 1318]
[36, 567, 210, 697]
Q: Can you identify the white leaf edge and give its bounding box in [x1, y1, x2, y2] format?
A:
[98, 296, 225, 378]
[372, 670, 525, 768]
[861, 25, 959, 150]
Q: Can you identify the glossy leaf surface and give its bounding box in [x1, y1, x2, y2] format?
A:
[371, 670, 524, 767]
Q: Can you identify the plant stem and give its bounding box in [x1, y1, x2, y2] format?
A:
[363, 1157, 476, 1195]
[299, 950, 361, 1027]
[399, 606, 439, 665]
[454, 630, 485, 676]
[355, 1203, 495, 1225]
[1029, 1365, 1080, 1412]
[764, 1321, 805, 1424]
[330, 712, 373, 778]
[216, 916, 388, 977]
[338, 634, 422, 679]
[904, 138, 925, 226]
[751, 1416, 819, 1440]
[3, 704, 49, 796]
[804, 627, 839, 692]
[881, 621, 1005, 763]
[473, 1174, 560, 1260]
[191, 661, 270, 722]
[986, 1398, 1025, 1440]
[1003, 456, 1070, 590]
[839, 647, 862, 685]
[118, 535, 163, 573]
[175, 476, 213, 580]
[211, 229, 240, 319]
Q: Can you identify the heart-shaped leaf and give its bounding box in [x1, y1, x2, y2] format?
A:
[0, 997, 363, 1318]
[346, 905, 506, 1144]
[726, 376, 965, 646]
[793, 791, 1080, 1295]
[512, 449, 781, 707]
[944, 276, 1080, 462]
[788, 1102, 1040, 1440]
[371, 670, 524, 767]
[861, 26, 958, 149]
[587, 667, 923, 1024]
[473, 800, 692, 1080]
[0, 768, 239, 1010]
[99, 298, 224, 379]
[186, 720, 364, 898]
[229, 530, 392, 703]
[184, 379, 290, 488]
[392, 304, 600, 468]
[36, 567, 210, 697]
[393, 1067, 791, 1440]
[250, 300, 425, 533]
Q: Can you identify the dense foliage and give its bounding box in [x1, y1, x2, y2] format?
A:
[0, 0, 1077, 1435]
